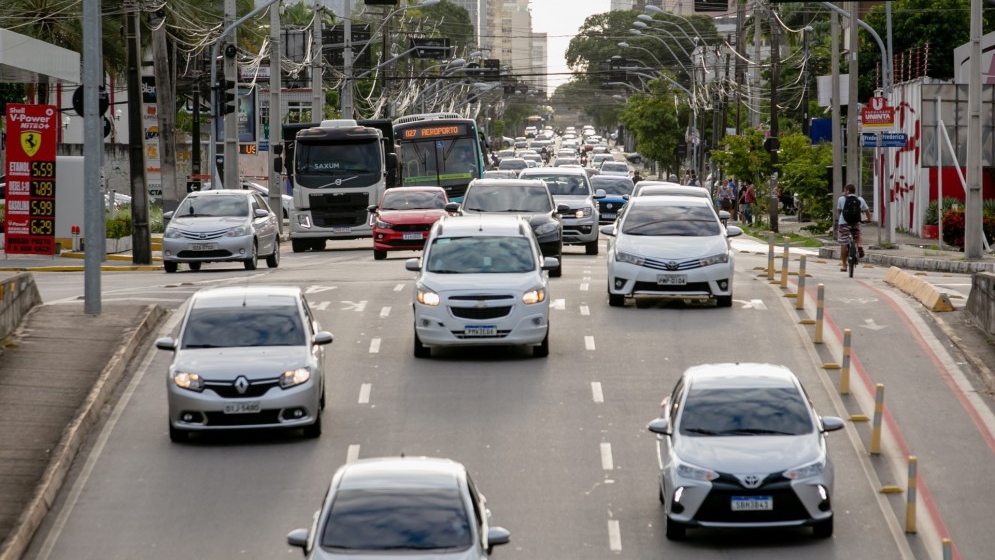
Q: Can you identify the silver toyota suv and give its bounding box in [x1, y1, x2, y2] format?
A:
[519, 166, 602, 254]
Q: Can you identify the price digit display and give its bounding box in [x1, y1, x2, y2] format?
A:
[31, 180, 55, 197]
[30, 160, 55, 178]
[31, 200, 54, 216]
[30, 219, 54, 236]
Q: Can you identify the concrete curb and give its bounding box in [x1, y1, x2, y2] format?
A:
[819, 246, 995, 273]
[0, 266, 161, 273]
[883, 266, 955, 312]
[0, 304, 167, 560]
[931, 313, 995, 396]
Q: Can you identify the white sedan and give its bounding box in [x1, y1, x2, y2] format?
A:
[601, 195, 742, 308]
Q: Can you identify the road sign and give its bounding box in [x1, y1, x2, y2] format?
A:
[860, 96, 895, 130]
[861, 132, 908, 148]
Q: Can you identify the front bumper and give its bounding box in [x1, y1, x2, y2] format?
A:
[161, 235, 253, 263]
[562, 216, 598, 244]
[413, 301, 549, 347]
[373, 228, 429, 251]
[607, 260, 733, 300]
[167, 377, 321, 432]
[290, 209, 371, 240]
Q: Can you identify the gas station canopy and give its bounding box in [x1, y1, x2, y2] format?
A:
[0, 28, 80, 84]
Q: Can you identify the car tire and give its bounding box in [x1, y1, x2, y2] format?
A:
[292, 239, 308, 253]
[320, 386, 326, 411]
[164, 261, 178, 273]
[533, 329, 550, 358]
[658, 482, 666, 504]
[812, 516, 833, 538]
[373, 249, 387, 261]
[188, 262, 202, 271]
[244, 242, 258, 270]
[302, 414, 322, 439]
[665, 517, 686, 541]
[168, 423, 187, 443]
[414, 331, 430, 358]
[608, 293, 625, 307]
[716, 294, 733, 308]
[266, 240, 280, 268]
[585, 240, 599, 255]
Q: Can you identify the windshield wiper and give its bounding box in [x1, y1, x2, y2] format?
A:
[717, 428, 797, 436]
[683, 428, 718, 435]
[183, 343, 221, 349]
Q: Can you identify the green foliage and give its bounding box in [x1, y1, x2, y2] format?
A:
[777, 133, 833, 224]
[150, 204, 165, 234]
[924, 197, 960, 225]
[710, 128, 770, 199]
[618, 80, 682, 169]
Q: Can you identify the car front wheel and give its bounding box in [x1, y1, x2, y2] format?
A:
[374, 249, 387, 261]
[812, 516, 833, 538]
[414, 331, 430, 358]
[168, 423, 187, 443]
[244, 241, 258, 270]
[533, 329, 549, 357]
[608, 293, 624, 307]
[716, 294, 732, 308]
[302, 414, 322, 439]
[266, 240, 280, 268]
[164, 261, 178, 273]
[585, 239, 599, 255]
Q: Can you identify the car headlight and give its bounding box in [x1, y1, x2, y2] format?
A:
[675, 460, 719, 482]
[164, 228, 183, 239]
[522, 287, 546, 304]
[616, 251, 644, 266]
[375, 218, 394, 229]
[783, 458, 826, 480]
[533, 221, 559, 236]
[416, 286, 441, 306]
[173, 372, 204, 392]
[573, 207, 593, 219]
[279, 367, 311, 388]
[699, 252, 730, 267]
[226, 224, 251, 237]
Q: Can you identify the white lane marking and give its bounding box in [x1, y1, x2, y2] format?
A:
[347, 444, 361, 463]
[580, 305, 590, 316]
[305, 285, 338, 294]
[358, 383, 371, 404]
[580, 282, 589, 291]
[341, 300, 368, 312]
[394, 283, 405, 292]
[733, 299, 767, 310]
[608, 519, 622, 551]
[369, 338, 381, 353]
[311, 301, 331, 311]
[600, 442, 614, 470]
[583, 276, 591, 281]
[861, 318, 887, 330]
[591, 382, 604, 403]
[551, 298, 565, 310]
[34, 308, 186, 560]
[585, 336, 596, 351]
[380, 306, 391, 318]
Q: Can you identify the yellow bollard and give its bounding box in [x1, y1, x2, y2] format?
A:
[870, 383, 884, 455]
[767, 234, 775, 281]
[795, 256, 807, 309]
[905, 456, 917, 534]
[942, 538, 953, 560]
[779, 239, 790, 288]
[841, 329, 852, 394]
[814, 284, 825, 343]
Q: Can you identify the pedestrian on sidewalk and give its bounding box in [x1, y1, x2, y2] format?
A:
[741, 182, 756, 225]
[718, 180, 733, 212]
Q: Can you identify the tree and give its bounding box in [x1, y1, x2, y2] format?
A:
[777, 133, 833, 229]
[709, 128, 771, 220]
[618, 78, 683, 172]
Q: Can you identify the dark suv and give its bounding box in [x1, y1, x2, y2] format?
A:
[447, 178, 567, 277]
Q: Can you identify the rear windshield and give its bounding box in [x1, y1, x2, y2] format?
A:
[181, 305, 305, 348]
[591, 177, 634, 196]
[620, 205, 721, 236]
[523, 174, 589, 196]
[321, 488, 472, 551]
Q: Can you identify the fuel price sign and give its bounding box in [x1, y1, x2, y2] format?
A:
[4, 104, 57, 256]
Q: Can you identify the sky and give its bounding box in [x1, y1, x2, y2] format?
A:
[529, 0, 610, 94]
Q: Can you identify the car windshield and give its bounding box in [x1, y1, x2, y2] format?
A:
[174, 195, 248, 218]
[620, 205, 721, 236]
[525, 174, 589, 196]
[464, 185, 551, 213]
[592, 178, 634, 196]
[426, 236, 535, 273]
[321, 488, 473, 551]
[678, 386, 814, 436]
[381, 191, 445, 210]
[181, 305, 305, 348]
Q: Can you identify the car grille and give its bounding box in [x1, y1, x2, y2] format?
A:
[383, 239, 426, 248]
[204, 378, 281, 398]
[633, 281, 712, 294]
[640, 256, 716, 272]
[450, 306, 512, 320]
[171, 228, 230, 241]
[391, 223, 434, 232]
[176, 249, 234, 259]
[204, 410, 282, 426]
[449, 295, 515, 301]
[451, 329, 512, 339]
[694, 474, 811, 523]
[310, 192, 369, 227]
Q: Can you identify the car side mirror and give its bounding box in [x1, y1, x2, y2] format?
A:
[162, 210, 174, 221]
[599, 225, 616, 236]
[594, 188, 607, 199]
[444, 202, 460, 213]
[367, 204, 378, 214]
[155, 337, 177, 351]
[725, 225, 743, 238]
[313, 331, 334, 345]
[286, 528, 308, 549]
[541, 257, 559, 271]
[556, 203, 570, 215]
[486, 527, 511, 554]
[254, 208, 270, 218]
[821, 416, 845, 433]
[405, 258, 422, 272]
[647, 417, 671, 435]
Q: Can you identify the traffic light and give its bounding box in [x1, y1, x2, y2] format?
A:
[216, 79, 236, 115]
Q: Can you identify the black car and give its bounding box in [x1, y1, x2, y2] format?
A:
[447, 178, 567, 277]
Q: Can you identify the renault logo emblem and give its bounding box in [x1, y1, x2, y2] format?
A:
[234, 376, 250, 394]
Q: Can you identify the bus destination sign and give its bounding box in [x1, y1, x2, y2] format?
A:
[4, 104, 57, 256]
[401, 124, 468, 139]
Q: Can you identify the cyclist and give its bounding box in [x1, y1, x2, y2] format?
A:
[837, 183, 871, 272]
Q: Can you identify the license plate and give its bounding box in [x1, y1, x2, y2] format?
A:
[601, 213, 616, 220]
[224, 401, 261, 414]
[189, 243, 216, 251]
[657, 274, 687, 285]
[731, 496, 773, 511]
[464, 325, 497, 337]
[332, 227, 351, 233]
[403, 232, 424, 240]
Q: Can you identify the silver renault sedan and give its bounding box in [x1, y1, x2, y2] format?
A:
[161, 189, 280, 273]
[156, 286, 332, 442]
[647, 363, 844, 540]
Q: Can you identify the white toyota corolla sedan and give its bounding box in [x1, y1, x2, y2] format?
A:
[601, 195, 742, 307]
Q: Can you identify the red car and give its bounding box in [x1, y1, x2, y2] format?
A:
[368, 186, 449, 260]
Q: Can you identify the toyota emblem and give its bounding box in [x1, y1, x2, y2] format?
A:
[666, 261, 679, 271]
[739, 474, 764, 489]
[199, 233, 206, 240]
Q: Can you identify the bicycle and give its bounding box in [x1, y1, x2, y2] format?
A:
[844, 220, 869, 278]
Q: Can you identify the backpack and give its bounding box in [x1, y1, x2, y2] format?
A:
[842, 195, 862, 224]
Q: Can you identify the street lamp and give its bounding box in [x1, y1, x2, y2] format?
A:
[626, 29, 692, 74]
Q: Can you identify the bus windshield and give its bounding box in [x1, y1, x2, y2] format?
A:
[398, 137, 479, 187]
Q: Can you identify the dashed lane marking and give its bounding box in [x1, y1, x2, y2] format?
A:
[601, 443, 614, 470]
[585, 336, 596, 351]
[608, 519, 622, 552]
[358, 383, 371, 404]
[393, 284, 404, 292]
[591, 382, 604, 403]
[551, 299, 565, 310]
[580, 282, 589, 291]
[369, 338, 381, 353]
[347, 444, 360, 463]
[380, 306, 391, 318]
[580, 305, 590, 316]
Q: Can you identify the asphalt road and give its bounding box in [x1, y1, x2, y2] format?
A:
[14, 237, 995, 560]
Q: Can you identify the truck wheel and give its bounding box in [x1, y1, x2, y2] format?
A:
[292, 239, 308, 253]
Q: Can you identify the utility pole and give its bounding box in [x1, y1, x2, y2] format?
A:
[734, 0, 745, 134]
[341, 0, 353, 118]
[311, 2, 324, 121]
[223, 0, 239, 190]
[846, 2, 860, 193]
[83, 0, 103, 313]
[802, 26, 811, 137]
[152, 10, 180, 210]
[831, 10, 843, 224]
[965, 0, 984, 257]
[269, 1, 284, 233]
[125, 0, 151, 264]
[768, 6, 780, 234]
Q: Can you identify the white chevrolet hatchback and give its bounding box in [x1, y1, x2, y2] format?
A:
[405, 215, 559, 358]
